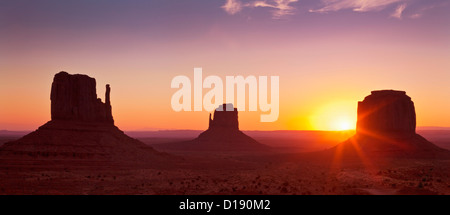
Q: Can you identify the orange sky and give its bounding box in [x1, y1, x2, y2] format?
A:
[1, 1, 450, 131]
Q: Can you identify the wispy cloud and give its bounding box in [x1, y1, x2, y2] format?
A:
[309, 0, 407, 13]
[391, 3, 407, 19]
[221, 0, 298, 19]
[222, 0, 445, 20]
[250, 0, 299, 18]
[222, 0, 243, 15]
[408, 2, 447, 19]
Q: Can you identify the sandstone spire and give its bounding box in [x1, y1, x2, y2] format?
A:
[105, 84, 113, 122]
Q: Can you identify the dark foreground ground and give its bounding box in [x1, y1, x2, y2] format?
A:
[0, 131, 449, 195]
[0, 150, 449, 195]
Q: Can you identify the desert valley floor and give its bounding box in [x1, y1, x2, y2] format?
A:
[0, 130, 449, 195]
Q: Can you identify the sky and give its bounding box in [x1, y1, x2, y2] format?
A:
[1, 0, 450, 131]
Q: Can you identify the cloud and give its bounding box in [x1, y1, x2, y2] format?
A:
[391, 3, 407, 19]
[222, 0, 298, 18]
[309, 0, 407, 13]
[222, 0, 444, 19]
[250, 0, 298, 18]
[222, 0, 243, 15]
[408, 2, 447, 19]
[409, 13, 421, 19]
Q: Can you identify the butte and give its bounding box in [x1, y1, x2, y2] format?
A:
[0, 71, 170, 168]
[330, 90, 450, 159]
[155, 103, 270, 152]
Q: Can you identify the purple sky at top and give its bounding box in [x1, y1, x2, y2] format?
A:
[1, 0, 449, 37]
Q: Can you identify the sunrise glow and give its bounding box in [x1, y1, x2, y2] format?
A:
[309, 101, 357, 131]
[1, 1, 450, 131]
[334, 118, 353, 131]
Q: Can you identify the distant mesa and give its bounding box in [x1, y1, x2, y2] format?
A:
[154, 103, 270, 151]
[331, 90, 450, 159]
[0, 71, 169, 167]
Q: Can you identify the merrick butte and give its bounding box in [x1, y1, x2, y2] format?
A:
[171, 68, 279, 122]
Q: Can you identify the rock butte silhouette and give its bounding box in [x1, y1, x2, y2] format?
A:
[331, 90, 450, 159]
[156, 103, 270, 151]
[51, 72, 114, 124]
[0, 72, 169, 167]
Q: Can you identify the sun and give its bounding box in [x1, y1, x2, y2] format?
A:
[333, 118, 353, 131]
[309, 101, 356, 131]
